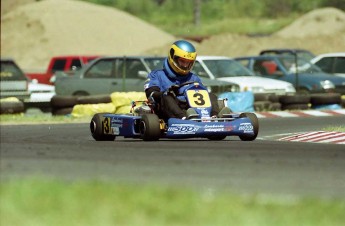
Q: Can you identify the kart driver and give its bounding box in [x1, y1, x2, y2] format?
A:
[144, 40, 228, 120]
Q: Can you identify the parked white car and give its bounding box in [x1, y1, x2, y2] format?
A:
[193, 56, 296, 95]
[28, 81, 55, 103]
[311, 52, 345, 78]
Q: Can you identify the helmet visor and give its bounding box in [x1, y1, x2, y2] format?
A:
[173, 56, 194, 71]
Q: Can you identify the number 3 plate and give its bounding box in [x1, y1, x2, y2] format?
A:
[186, 90, 211, 108]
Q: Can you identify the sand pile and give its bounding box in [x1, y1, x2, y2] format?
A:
[275, 7, 345, 37]
[1, 0, 175, 70]
[1, 0, 344, 70]
[146, 8, 345, 58]
[196, 7, 345, 57]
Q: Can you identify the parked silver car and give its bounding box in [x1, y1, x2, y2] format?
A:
[0, 58, 30, 101]
[55, 56, 240, 96]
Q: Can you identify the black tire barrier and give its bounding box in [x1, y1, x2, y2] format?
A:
[279, 95, 311, 105]
[281, 103, 310, 111]
[268, 94, 281, 103]
[52, 107, 74, 116]
[254, 101, 271, 112]
[270, 102, 282, 111]
[253, 93, 282, 111]
[310, 93, 341, 105]
[48, 92, 344, 116]
[0, 101, 25, 114]
[50, 95, 78, 108]
[254, 93, 269, 102]
[76, 95, 112, 105]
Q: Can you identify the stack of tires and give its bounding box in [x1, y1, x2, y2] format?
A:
[279, 95, 311, 110]
[232, 92, 343, 112]
[0, 99, 25, 114]
[310, 93, 342, 109]
[50, 95, 112, 115]
[254, 93, 282, 111]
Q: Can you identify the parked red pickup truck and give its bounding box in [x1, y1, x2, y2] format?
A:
[26, 55, 100, 85]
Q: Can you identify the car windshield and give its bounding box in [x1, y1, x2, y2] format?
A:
[278, 56, 322, 73]
[199, 59, 255, 78]
[261, 50, 315, 61]
[0, 61, 27, 81]
[144, 58, 165, 70]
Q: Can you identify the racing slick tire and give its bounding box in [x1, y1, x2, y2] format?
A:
[239, 112, 259, 141]
[90, 113, 116, 141]
[140, 114, 161, 141]
[207, 135, 227, 141]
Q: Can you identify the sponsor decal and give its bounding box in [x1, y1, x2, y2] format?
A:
[200, 108, 209, 117]
[238, 123, 253, 133]
[224, 125, 235, 131]
[111, 118, 123, 124]
[204, 124, 224, 132]
[112, 127, 120, 135]
[111, 118, 124, 131]
[168, 124, 199, 134]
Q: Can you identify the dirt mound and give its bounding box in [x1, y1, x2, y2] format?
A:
[275, 7, 345, 38]
[1, 0, 36, 15]
[146, 7, 345, 58]
[0, 0, 175, 70]
[1, 1, 344, 70]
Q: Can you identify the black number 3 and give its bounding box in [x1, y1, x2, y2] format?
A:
[193, 93, 205, 106]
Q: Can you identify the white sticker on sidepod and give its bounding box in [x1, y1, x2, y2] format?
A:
[168, 124, 199, 134]
[112, 127, 120, 135]
[238, 123, 253, 133]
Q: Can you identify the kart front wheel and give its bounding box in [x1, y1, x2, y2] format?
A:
[239, 112, 259, 141]
[207, 135, 227, 141]
[90, 113, 116, 141]
[140, 114, 161, 141]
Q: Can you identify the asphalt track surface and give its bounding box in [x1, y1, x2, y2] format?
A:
[1, 116, 344, 198]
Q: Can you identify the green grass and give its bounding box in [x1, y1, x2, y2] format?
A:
[0, 113, 90, 125]
[81, 0, 331, 36]
[322, 126, 345, 132]
[1, 179, 345, 226]
[163, 17, 296, 37]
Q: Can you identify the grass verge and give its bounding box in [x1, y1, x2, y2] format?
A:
[322, 126, 345, 132]
[1, 179, 345, 226]
[0, 113, 90, 125]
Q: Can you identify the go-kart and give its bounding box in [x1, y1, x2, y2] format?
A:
[90, 82, 259, 141]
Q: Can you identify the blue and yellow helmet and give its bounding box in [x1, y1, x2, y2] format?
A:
[167, 40, 197, 75]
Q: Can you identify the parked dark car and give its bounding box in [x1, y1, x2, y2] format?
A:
[55, 56, 240, 96]
[0, 58, 30, 101]
[311, 53, 345, 78]
[235, 55, 345, 95]
[259, 48, 315, 62]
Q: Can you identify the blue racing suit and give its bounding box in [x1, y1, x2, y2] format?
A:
[144, 58, 219, 119]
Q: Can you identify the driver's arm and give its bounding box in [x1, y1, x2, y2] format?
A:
[145, 86, 163, 103]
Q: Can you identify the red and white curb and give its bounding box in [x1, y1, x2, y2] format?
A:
[279, 131, 345, 144]
[255, 109, 345, 118]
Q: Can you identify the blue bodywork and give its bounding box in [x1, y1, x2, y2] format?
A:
[102, 113, 255, 139]
[92, 82, 258, 141]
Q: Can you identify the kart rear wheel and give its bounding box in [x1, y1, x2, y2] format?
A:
[140, 114, 161, 141]
[239, 112, 259, 141]
[207, 135, 227, 141]
[90, 113, 116, 141]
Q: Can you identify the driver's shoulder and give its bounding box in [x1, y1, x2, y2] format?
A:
[148, 69, 165, 77]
